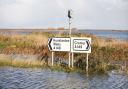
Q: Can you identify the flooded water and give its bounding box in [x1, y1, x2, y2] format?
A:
[89, 72, 128, 89]
[0, 67, 128, 89]
[0, 29, 128, 40]
[79, 30, 128, 40]
[0, 67, 88, 89]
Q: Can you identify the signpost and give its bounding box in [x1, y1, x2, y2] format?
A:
[48, 37, 70, 66]
[71, 37, 91, 53]
[71, 37, 91, 72]
[52, 52, 54, 66]
[48, 37, 91, 68]
[68, 9, 72, 68]
[48, 10, 91, 73]
[48, 37, 70, 52]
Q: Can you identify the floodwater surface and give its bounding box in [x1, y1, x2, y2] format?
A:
[79, 30, 128, 40]
[0, 67, 88, 89]
[0, 30, 128, 40]
[0, 67, 128, 89]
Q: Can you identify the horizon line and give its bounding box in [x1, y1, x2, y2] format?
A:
[0, 28, 127, 31]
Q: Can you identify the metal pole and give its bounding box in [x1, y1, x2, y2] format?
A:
[69, 18, 71, 36]
[69, 15, 74, 68]
[86, 53, 89, 73]
[68, 16, 71, 68]
[52, 52, 54, 66]
[69, 18, 74, 68]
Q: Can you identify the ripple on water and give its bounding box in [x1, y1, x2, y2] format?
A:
[89, 72, 128, 89]
[0, 67, 88, 89]
[0, 67, 128, 89]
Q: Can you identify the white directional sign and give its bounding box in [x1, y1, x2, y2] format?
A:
[71, 37, 91, 53]
[48, 37, 91, 53]
[48, 37, 70, 52]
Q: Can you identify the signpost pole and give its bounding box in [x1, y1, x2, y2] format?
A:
[68, 9, 74, 68]
[68, 53, 71, 67]
[69, 17, 71, 36]
[68, 10, 71, 68]
[72, 52, 74, 67]
[52, 52, 54, 66]
[69, 17, 71, 68]
[86, 53, 89, 73]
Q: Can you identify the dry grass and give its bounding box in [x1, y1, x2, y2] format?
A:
[10, 34, 48, 47]
[0, 33, 49, 54]
[25, 34, 48, 47]
[0, 54, 45, 68]
[92, 37, 128, 48]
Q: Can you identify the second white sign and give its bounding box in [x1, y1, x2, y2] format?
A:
[71, 37, 91, 53]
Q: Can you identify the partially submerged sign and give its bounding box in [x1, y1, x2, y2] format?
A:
[48, 37, 70, 52]
[71, 37, 91, 53]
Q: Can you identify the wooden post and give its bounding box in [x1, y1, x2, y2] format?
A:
[72, 53, 74, 67]
[52, 52, 54, 66]
[68, 52, 71, 67]
[86, 53, 89, 73]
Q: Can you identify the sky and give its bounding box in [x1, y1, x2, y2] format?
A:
[0, 0, 128, 30]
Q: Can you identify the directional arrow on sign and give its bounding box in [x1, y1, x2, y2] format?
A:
[86, 40, 90, 50]
[48, 38, 52, 51]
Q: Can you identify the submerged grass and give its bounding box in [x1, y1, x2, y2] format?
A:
[0, 58, 79, 73]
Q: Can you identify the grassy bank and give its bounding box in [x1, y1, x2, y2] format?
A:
[0, 55, 76, 73]
[0, 31, 128, 74]
[0, 55, 46, 68]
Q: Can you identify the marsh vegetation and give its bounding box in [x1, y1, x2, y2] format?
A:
[0, 30, 127, 74]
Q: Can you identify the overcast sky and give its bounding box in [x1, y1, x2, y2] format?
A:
[0, 0, 128, 30]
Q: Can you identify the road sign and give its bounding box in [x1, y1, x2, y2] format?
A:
[48, 37, 91, 53]
[71, 37, 91, 53]
[48, 37, 70, 52]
